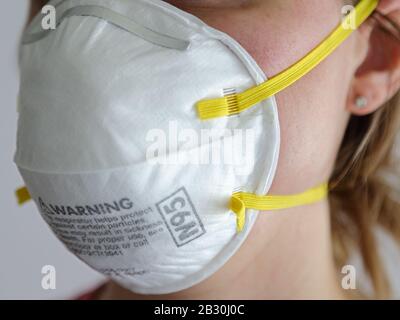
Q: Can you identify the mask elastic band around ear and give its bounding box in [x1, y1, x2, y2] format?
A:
[197, 0, 379, 120]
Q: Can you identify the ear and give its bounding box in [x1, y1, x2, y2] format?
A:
[347, 0, 400, 116]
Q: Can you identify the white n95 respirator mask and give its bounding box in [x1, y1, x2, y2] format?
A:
[14, 0, 378, 294]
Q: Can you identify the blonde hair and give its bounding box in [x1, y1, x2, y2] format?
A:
[330, 92, 400, 298]
[330, 1, 400, 297]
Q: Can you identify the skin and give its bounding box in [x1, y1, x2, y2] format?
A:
[28, 0, 400, 299]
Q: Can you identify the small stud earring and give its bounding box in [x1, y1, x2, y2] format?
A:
[355, 96, 368, 109]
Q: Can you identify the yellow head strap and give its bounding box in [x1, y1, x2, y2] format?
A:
[197, 0, 379, 120]
[230, 183, 329, 232]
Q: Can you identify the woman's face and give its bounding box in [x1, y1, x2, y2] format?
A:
[166, 0, 363, 193]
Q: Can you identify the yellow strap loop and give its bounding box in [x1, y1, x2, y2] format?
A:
[230, 183, 329, 232]
[197, 0, 379, 120]
[16, 186, 31, 205]
[17, 183, 328, 232]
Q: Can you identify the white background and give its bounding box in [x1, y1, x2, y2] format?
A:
[0, 1, 105, 299]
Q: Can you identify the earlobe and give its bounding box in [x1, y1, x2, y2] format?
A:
[347, 71, 394, 116]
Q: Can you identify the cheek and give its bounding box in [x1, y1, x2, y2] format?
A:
[209, 8, 357, 193]
[179, 1, 357, 193]
[270, 44, 354, 194]
[268, 30, 361, 194]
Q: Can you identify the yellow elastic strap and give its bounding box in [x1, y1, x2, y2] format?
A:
[16, 183, 327, 232]
[16, 186, 31, 205]
[230, 183, 329, 232]
[197, 0, 378, 120]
